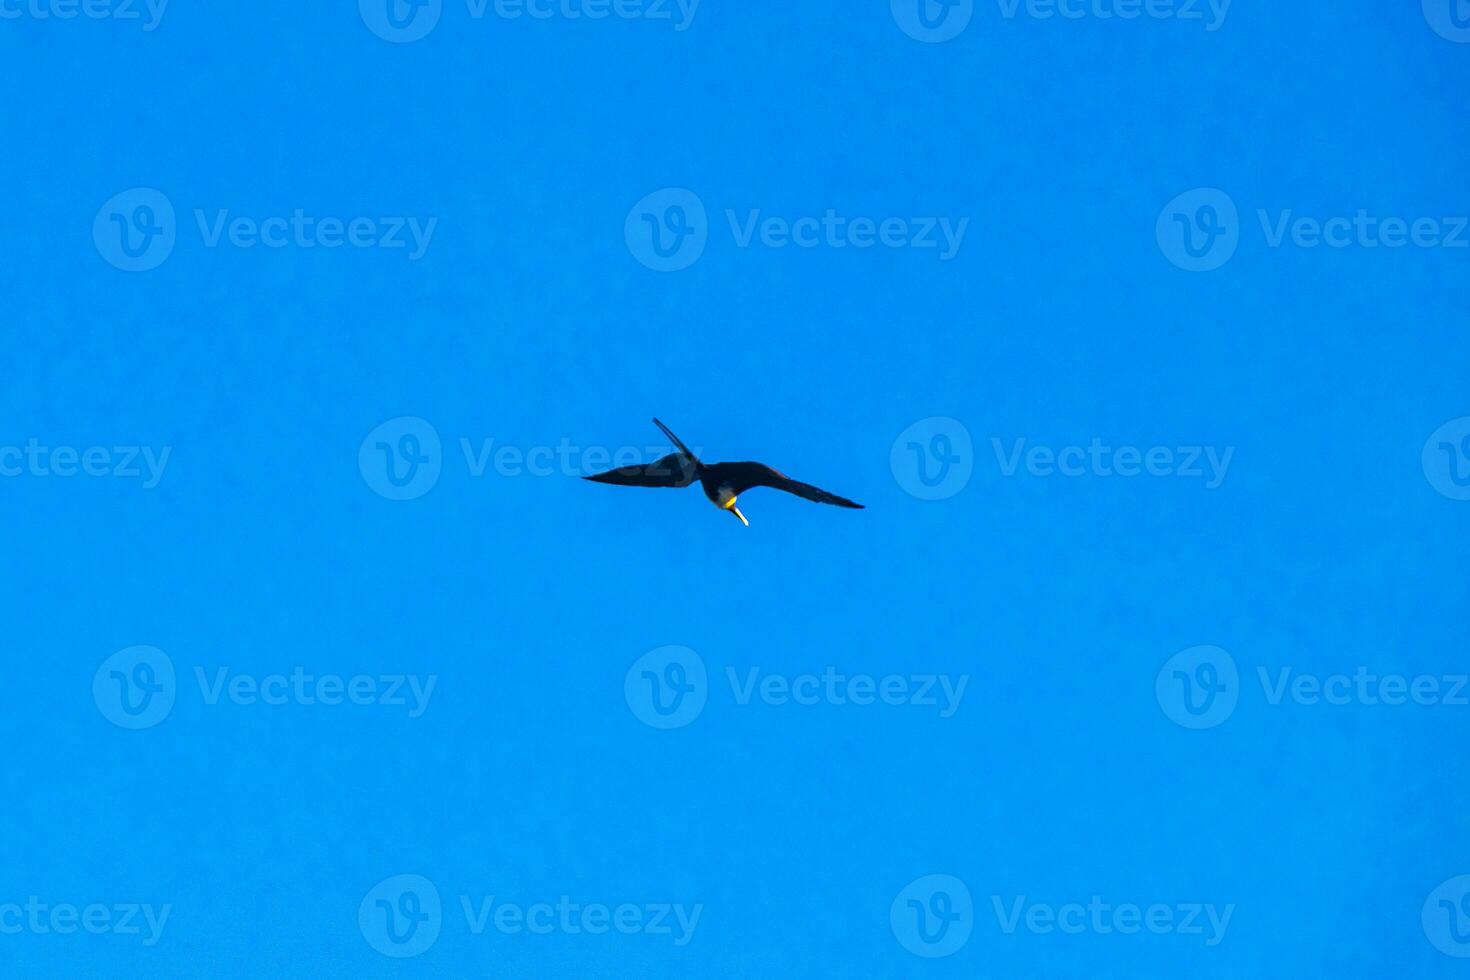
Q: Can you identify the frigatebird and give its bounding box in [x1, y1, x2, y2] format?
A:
[584, 419, 864, 526]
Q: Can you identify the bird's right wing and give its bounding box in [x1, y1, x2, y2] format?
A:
[583, 452, 696, 488]
[727, 462, 865, 509]
[769, 475, 865, 509]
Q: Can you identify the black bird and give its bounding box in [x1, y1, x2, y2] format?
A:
[584, 419, 864, 526]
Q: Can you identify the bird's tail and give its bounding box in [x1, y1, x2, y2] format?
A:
[652, 418, 699, 463]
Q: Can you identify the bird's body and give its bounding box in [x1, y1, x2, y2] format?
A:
[584, 419, 864, 526]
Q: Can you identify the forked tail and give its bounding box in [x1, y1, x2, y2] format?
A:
[652, 418, 700, 464]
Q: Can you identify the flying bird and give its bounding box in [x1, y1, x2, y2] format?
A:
[584, 418, 864, 526]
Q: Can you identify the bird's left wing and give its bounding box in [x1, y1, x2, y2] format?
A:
[583, 452, 697, 488]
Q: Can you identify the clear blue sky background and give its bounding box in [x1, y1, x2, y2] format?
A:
[2, 2, 1468, 977]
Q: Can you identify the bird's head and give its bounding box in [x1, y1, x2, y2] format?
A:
[721, 497, 749, 527]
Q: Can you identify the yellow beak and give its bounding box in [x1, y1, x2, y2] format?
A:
[720, 496, 749, 526]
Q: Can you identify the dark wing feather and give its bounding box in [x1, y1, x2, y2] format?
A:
[652, 418, 699, 462]
[719, 462, 864, 509]
[584, 452, 696, 488]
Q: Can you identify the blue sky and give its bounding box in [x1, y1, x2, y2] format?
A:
[2, 1, 1468, 977]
